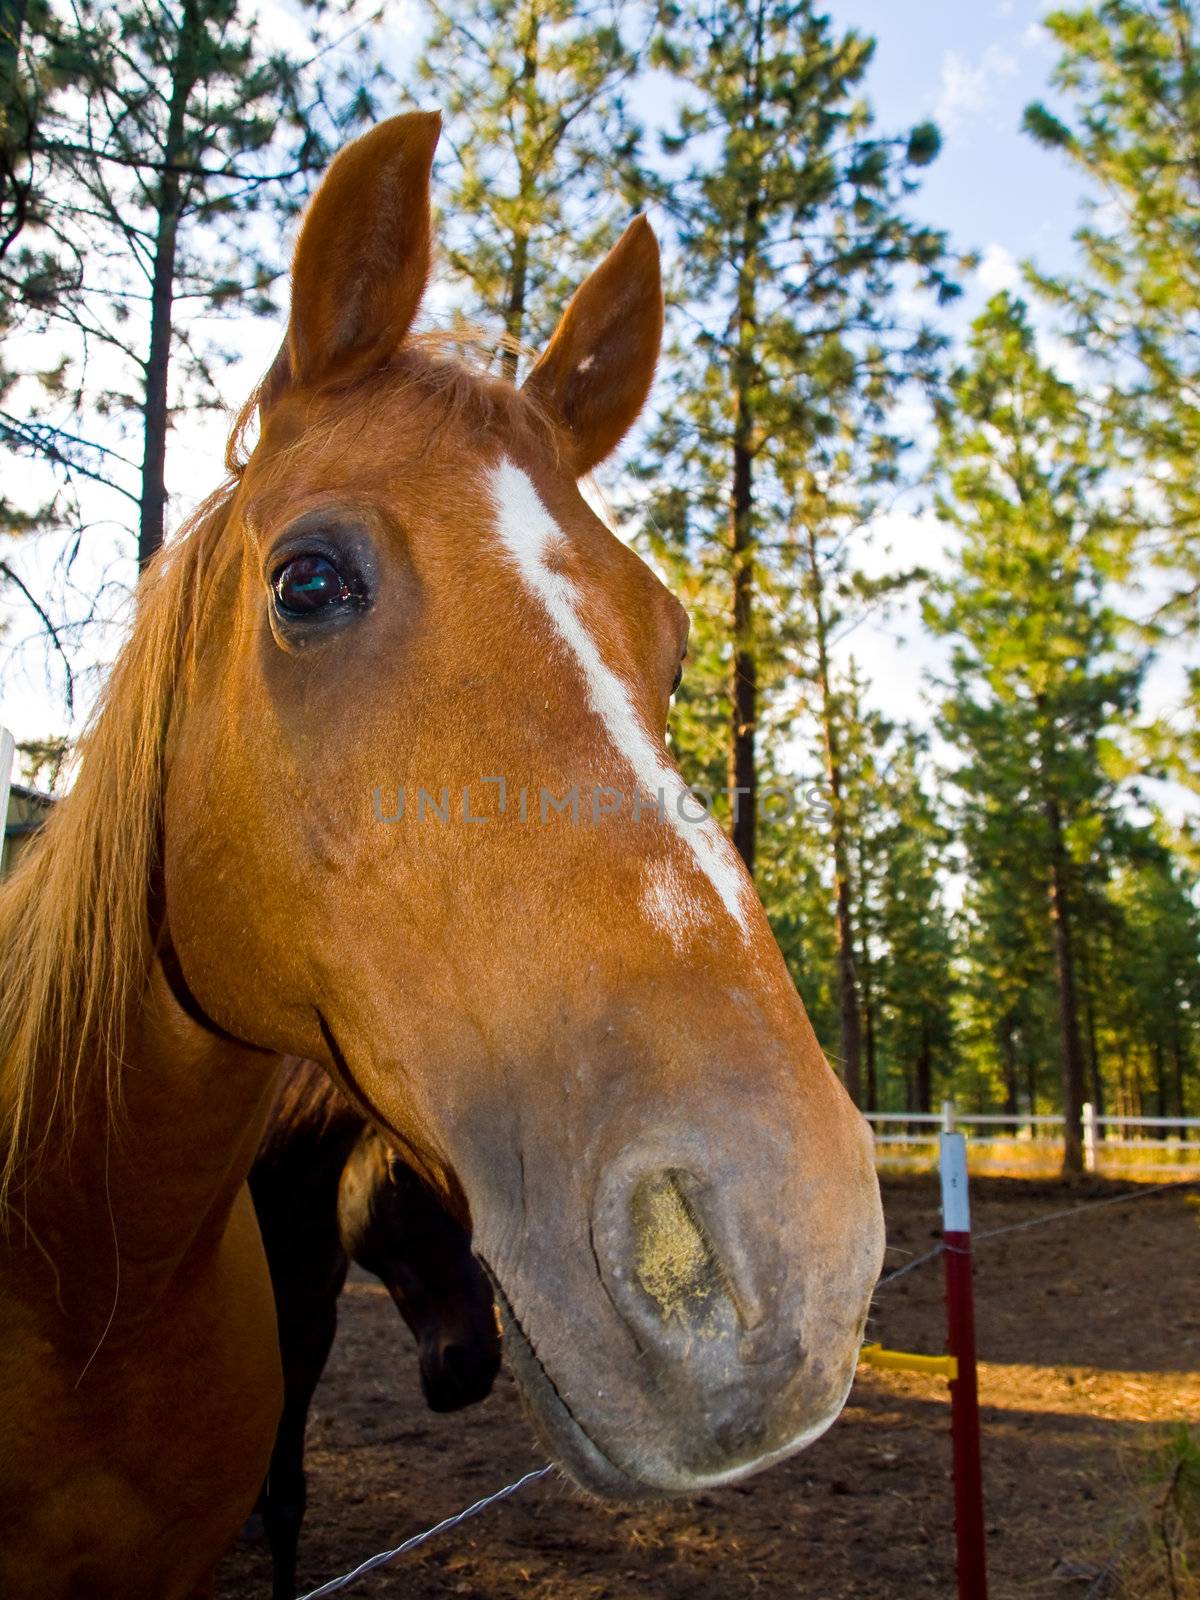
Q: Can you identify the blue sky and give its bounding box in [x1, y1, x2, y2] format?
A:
[839, 0, 1081, 297]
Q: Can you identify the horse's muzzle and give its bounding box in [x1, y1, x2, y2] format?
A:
[578, 1131, 880, 1488]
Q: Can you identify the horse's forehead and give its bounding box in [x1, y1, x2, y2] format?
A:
[253, 359, 553, 487]
[241, 438, 493, 535]
[242, 422, 636, 588]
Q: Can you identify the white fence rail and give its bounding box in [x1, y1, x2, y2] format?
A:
[866, 1100, 1200, 1179]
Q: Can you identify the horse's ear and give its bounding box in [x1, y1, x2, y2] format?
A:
[523, 216, 663, 475]
[257, 339, 293, 421]
[284, 112, 440, 391]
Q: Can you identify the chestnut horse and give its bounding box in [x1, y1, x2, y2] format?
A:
[251, 1059, 499, 1599]
[0, 112, 883, 1598]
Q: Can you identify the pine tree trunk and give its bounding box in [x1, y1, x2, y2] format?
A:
[139, 0, 200, 572]
[728, 426, 756, 871]
[1045, 794, 1086, 1177]
[725, 0, 767, 877]
[140, 212, 181, 571]
[1078, 932, 1105, 1116]
[999, 1012, 1019, 1116]
[804, 521, 862, 1105]
[0, 0, 31, 258]
[862, 982, 877, 1112]
[1153, 1039, 1167, 1124]
[1173, 1037, 1188, 1118]
[855, 837, 877, 1111]
[727, 228, 758, 874]
[500, 230, 528, 383]
[916, 1020, 933, 1116]
[832, 823, 864, 1108]
[499, 8, 539, 383]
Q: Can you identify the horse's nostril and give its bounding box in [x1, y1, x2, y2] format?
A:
[630, 1169, 724, 1329]
[441, 1342, 478, 1382]
[594, 1153, 784, 1359]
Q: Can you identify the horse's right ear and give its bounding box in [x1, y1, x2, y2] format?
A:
[282, 112, 440, 392]
[522, 216, 662, 475]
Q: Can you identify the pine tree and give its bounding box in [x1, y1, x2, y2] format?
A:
[1096, 829, 1200, 1118]
[930, 292, 1143, 1174]
[416, 0, 642, 377]
[3, 0, 385, 570]
[1024, 0, 1200, 794]
[842, 663, 890, 1112]
[797, 524, 869, 1107]
[756, 782, 840, 1052]
[954, 790, 1057, 1116]
[0, 0, 56, 262]
[0, 0, 96, 554]
[782, 486, 926, 1107]
[646, 0, 955, 896]
[872, 731, 956, 1116]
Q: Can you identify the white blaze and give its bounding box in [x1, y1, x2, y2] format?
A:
[488, 458, 753, 939]
[642, 857, 706, 952]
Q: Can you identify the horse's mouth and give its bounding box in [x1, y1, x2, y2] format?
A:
[484, 1261, 865, 1503]
[485, 1271, 665, 1502]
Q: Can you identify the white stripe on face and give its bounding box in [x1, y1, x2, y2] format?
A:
[488, 458, 753, 940]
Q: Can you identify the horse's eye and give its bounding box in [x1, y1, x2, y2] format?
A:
[670, 662, 683, 696]
[272, 553, 359, 617]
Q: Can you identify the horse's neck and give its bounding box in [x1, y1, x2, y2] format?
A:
[15, 956, 279, 1337]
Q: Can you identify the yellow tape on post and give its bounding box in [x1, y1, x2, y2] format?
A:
[860, 1342, 958, 1381]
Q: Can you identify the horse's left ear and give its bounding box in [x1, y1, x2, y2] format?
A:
[524, 216, 663, 475]
[284, 111, 440, 391]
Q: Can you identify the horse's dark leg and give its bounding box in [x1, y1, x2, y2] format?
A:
[261, 1292, 339, 1600]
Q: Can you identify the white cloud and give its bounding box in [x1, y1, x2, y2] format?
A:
[935, 45, 1019, 136]
[976, 241, 1021, 292]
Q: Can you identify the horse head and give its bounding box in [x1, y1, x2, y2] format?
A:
[162, 111, 884, 1497]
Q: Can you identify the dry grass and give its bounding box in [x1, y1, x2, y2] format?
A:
[875, 1140, 1200, 1183]
[1096, 1425, 1200, 1600]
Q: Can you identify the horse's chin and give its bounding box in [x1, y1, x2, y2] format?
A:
[488, 1276, 667, 1503]
[485, 1262, 862, 1503]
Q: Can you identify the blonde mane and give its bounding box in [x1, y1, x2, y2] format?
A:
[0, 486, 239, 1205]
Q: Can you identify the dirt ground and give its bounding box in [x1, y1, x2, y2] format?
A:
[216, 1176, 1200, 1600]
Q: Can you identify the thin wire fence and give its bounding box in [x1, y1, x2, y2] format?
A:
[296, 1466, 555, 1600]
[876, 1172, 1200, 1289]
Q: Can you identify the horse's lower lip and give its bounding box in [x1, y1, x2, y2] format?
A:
[485, 1272, 659, 1501]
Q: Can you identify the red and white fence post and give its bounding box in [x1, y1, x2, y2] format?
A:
[940, 1124, 988, 1600]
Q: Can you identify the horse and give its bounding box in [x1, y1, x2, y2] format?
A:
[250, 1057, 499, 1600]
[0, 110, 884, 1598]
